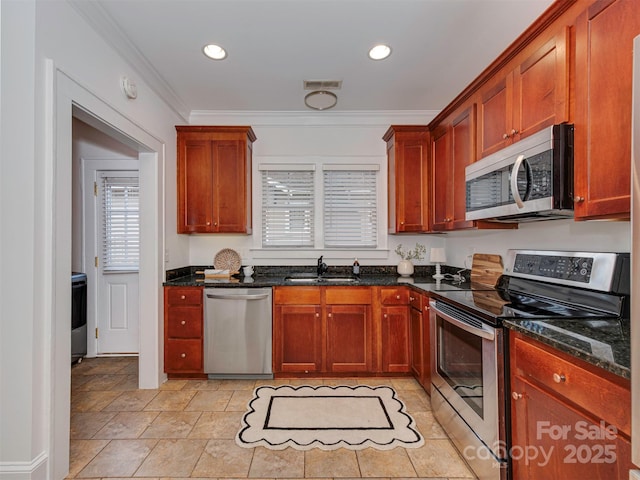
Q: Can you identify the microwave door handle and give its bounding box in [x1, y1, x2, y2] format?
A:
[510, 154, 526, 209]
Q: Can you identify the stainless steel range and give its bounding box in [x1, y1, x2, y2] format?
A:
[429, 250, 630, 480]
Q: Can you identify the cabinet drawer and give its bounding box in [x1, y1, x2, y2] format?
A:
[325, 287, 372, 304]
[380, 287, 409, 305]
[409, 291, 425, 310]
[165, 339, 203, 372]
[166, 287, 203, 305]
[167, 306, 202, 338]
[274, 286, 321, 305]
[512, 335, 631, 436]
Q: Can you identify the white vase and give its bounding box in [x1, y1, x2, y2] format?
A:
[397, 259, 414, 277]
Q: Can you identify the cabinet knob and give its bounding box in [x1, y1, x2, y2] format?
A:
[573, 196, 585, 203]
[510, 129, 519, 136]
[180, 320, 186, 325]
[206, 222, 211, 226]
[512, 391, 523, 400]
[328, 313, 332, 318]
[397, 295, 402, 300]
[409, 296, 414, 301]
[400, 221, 404, 225]
[180, 295, 186, 300]
[214, 222, 218, 226]
[315, 313, 320, 318]
[383, 314, 388, 318]
[503, 133, 510, 139]
[180, 353, 186, 358]
[424, 306, 429, 311]
[553, 373, 566, 383]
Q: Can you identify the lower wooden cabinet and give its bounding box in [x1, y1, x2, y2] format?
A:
[273, 304, 322, 374]
[510, 332, 632, 479]
[164, 286, 205, 377]
[326, 304, 372, 373]
[409, 291, 430, 390]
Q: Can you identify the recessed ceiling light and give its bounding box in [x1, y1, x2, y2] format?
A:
[203, 44, 227, 60]
[368, 44, 392, 60]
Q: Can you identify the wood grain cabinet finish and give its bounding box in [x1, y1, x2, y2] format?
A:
[478, 28, 569, 159]
[176, 126, 255, 233]
[573, 0, 640, 220]
[409, 291, 430, 390]
[431, 106, 476, 231]
[164, 286, 204, 377]
[273, 286, 373, 375]
[510, 332, 633, 479]
[383, 126, 431, 233]
[379, 287, 410, 373]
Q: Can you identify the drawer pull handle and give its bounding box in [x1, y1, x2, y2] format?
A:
[512, 392, 523, 400]
[180, 320, 186, 325]
[180, 295, 186, 300]
[180, 353, 186, 358]
[553, 373, 566, 383]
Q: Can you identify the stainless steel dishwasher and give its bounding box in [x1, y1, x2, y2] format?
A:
[203, 288, 273, 379]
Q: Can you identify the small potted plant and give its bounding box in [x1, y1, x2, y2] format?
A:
[394, 243, 426, 277]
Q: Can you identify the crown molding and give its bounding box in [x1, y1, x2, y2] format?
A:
[67, 0, 190, 121]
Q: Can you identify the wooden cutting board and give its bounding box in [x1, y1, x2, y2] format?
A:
[470, 253, 504, 287]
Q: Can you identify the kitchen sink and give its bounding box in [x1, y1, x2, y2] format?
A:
[284, 274, 359, 283]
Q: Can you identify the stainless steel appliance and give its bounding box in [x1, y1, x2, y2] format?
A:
[71, 272, 87, 364]
[430, 250, 629, 480]
[204, 288, 273, 379]
[465, 124, 574, 222]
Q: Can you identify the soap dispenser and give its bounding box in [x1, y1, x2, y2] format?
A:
[352, 258, 360, 277]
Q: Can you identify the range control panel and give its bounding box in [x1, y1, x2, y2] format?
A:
[513, 254, 593, 283]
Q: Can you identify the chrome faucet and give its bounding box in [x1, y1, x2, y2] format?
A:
[317, 255, 328, 276]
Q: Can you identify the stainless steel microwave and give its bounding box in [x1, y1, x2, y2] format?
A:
[465, 124, 574, 222]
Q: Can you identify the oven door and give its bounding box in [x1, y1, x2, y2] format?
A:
[430, 299, 506, 479]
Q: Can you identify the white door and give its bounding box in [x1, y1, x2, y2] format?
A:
[83, 160, 140, 355]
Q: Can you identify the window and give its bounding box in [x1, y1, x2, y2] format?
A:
[323, 166, 378, 248]
[260, 165, 315, 247]
[100, 174, 140, 272]
[259, 161, 380, 250]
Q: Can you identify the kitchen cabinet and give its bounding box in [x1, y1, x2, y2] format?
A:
[176, 126, 255, 233]
[273, 287, 322, 374]
[409, 291, 430, 390]
[164, 286, 205, 378]
[573, 0, 640, 220]
[273, 286, 373, 375]
[431, 105, 476, 231]
[383, 126, 430, 233]
[478, 28, 569, 158]
[379, 287, 411, 373]
[510, 332, 633, 479]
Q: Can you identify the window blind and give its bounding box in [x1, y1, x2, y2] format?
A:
[323, 167, 378, 248]
[261, 168, 315, 247]
[101, 175, 140, 271]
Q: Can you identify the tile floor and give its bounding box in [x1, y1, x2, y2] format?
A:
[68, 357, 477, 479]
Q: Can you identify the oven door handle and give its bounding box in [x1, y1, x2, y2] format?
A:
[431, 302, 495, 341]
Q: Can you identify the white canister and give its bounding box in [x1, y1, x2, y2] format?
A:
[243, 265, 254, 277]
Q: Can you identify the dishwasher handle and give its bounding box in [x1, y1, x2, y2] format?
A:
[206, 292, 270, 301]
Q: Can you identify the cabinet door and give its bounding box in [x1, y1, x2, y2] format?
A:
[450, 106, 476, 230]
[431, 125, 451, 231]
[479, 75, 512, 158]
[514, 28, 569, 140]
[511, 376, 633, 480]
[574, 0, 639, 220]
[178, 139, 214, 233]
[326, 305, 372, 372]
[213, 140, 247, 232]
[381, 306, 410, 373]
[273, 305, 322, 373]
[409, 306, 423, 381]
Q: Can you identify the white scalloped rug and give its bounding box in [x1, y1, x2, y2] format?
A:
[235, 384, 424, 451]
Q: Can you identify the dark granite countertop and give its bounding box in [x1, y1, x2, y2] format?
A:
[503, 318, 631, 380]
[164, 265, 630, 380]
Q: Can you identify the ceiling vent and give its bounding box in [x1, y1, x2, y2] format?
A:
[303, 80, 342, 90]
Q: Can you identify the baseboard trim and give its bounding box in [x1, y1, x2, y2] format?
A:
[0, 452, 48, 480]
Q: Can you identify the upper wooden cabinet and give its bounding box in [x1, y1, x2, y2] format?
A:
[176, 126, 256, 233]
[478, 28, 569, 158]
[383, 126, 430, 233]
[431, 105, 476, 231]
[573, 0, 639, 220]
